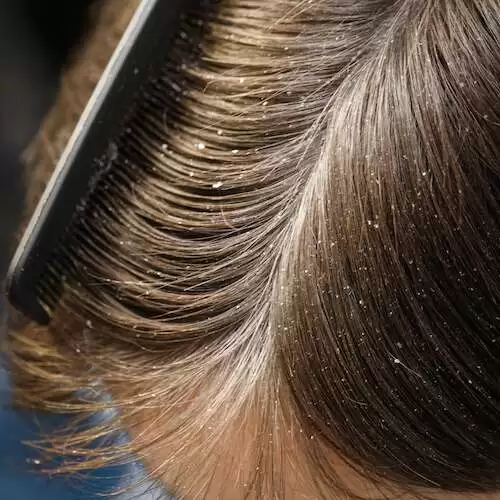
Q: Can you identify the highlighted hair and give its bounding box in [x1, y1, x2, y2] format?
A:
[9, 0, 500, 498]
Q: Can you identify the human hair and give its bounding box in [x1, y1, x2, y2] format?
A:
[7, 0, 500, 498]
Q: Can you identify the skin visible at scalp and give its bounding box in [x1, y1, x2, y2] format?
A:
[8, 1, 500, 499]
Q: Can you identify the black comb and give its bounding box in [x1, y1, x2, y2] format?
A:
[6, 0, 197, 324]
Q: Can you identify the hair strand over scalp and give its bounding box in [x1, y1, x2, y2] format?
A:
[6, 0, 500, 498]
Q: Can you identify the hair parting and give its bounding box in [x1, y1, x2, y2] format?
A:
[7, 0, 500, 499]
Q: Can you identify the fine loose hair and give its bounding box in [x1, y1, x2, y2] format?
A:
[7, 0, 500, 498]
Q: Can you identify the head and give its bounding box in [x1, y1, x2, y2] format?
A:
[7, 0, 500, 498]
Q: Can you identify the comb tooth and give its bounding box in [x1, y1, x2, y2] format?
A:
[37, 267, 63, 320]
[36, 234, 83, 318]
[6, 0, 196, 323]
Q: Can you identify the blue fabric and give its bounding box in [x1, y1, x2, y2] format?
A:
[0, 367, 170, 500]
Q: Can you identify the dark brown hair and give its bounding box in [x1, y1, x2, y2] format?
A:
[7, 0, 500, 498]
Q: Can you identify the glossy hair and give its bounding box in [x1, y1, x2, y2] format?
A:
[8, 0, 500, 498]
